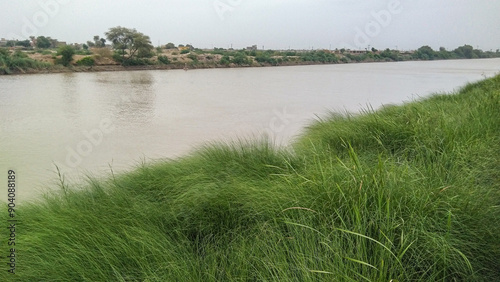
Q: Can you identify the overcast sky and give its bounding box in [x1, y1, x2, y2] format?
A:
[1, 0, 499, 51]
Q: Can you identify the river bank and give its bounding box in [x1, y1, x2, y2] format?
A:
[2, 75, 499, 280]
[4, 59, 340, 75]
[2, 45, 499, 75]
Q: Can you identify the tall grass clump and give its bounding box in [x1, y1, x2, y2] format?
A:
[0, 48, 51, 74]
[1, 75, 499, 281]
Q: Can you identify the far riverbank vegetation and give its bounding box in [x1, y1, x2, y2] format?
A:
[1, 26, 500, 74]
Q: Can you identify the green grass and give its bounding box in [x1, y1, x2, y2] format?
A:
[0, 49, 52, 74]
[2, 75, 500, 281]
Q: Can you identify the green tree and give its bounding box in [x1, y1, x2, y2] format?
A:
[454, 45, 474, 59]
[36, 36, 52, 49]
[105, 26, 154, 64]
[57, 45, 75, 66]
[164, 42, 176, 49]
[380, 48, 398, 61]
[416, 45, 436, 60]
[15, 40, 31, 48]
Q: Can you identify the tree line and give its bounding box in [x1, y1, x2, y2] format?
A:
[2, 26, 499, 71]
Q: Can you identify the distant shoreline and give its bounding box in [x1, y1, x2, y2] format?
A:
[2, 60, 349, 75]
[3, 57, 497, 76]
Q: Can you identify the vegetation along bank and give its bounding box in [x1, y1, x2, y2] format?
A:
[1, 26, 500, 75]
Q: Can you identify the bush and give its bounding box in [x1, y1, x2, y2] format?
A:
[113, 52, 153, 66]
[300, 50, 338, 63]
[164, 43, 176, 49]
[157, 55, 170, 65]
[220, 55, 230, 65]
[231, 52, 252, 65]
[138, 48, 154, 58]
[180, 49, 190, 54]
[57, 45, 75, 66]
[76, 56, 95, 66]
[187, 53, 198, 62]
[0, 47, 51, 73]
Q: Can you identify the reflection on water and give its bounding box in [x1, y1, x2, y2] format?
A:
[0, 59, 499, 203]
[100, 71, 157, 124]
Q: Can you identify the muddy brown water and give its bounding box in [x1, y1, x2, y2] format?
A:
[1, 59, 499, 203]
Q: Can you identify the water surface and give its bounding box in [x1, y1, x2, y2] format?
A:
[1, 59, 499, 203]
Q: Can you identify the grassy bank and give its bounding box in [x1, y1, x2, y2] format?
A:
[2, 75, 500, 281]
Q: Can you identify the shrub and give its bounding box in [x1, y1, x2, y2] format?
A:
[0, 47, 51, 73]
[180, 49, 190, 54]
[138, 48, 154, 58]
[187, 53, 198, 62]
[157, 55, 170, 65]
[231, 52, 252, 65]
[220, 55, 230, 65]
[164, 43, 176, 49]
[57, 45, 75, 66]
[76, 56, 95, 66]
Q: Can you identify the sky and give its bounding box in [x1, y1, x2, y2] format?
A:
[0, 0, 499, 51]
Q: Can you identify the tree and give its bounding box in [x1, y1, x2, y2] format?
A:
[15, 40, 31, 48]
[82, 44, 89, 50]
[36, 36, 52, 49]
[57, 45, 75, 66]
[454, 45, 474, 59]
[416, 45, 436, 60]
[164, 42, 176, 49]
[91, 36, 106, 48]
[105, 26, 154, 63]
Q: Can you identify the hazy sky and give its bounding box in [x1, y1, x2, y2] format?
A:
[1, 0, 499, 51]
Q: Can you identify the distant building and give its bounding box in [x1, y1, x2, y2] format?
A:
[246, 45, 257, 51]
[0, 38, 7, 47]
